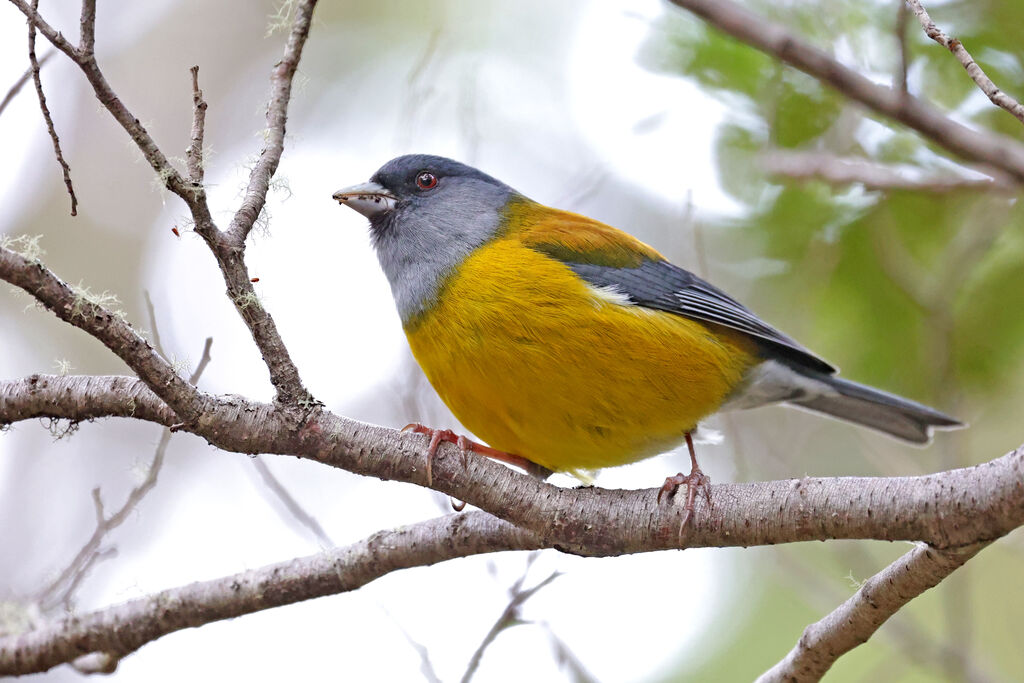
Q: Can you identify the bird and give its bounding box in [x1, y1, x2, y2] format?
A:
[333, 154, 962, 516]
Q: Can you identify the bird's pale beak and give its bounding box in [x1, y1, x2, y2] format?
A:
[332, 181, 397, 218]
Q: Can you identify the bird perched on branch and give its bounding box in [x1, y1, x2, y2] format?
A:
[333, 154, 961, 519]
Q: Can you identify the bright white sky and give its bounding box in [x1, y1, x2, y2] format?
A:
[0, 2, 753, 680]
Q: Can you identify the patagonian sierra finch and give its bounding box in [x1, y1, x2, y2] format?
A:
[333, 154, 962, 521]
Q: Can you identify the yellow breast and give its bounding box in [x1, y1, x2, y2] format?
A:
[404, 237, 759, 473]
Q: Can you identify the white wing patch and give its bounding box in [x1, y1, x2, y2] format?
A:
[586, 283, 634, 307]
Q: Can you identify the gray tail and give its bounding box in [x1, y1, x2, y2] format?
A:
[789, 374, 964, 444]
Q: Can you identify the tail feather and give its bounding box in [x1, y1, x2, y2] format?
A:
[790, 374, 963, 444]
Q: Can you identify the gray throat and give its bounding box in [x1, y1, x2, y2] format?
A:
[371, 181, 514, 325]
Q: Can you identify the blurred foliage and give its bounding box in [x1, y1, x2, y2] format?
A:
[641, 0, 1024, 403]
[639, 0, 1024, 681]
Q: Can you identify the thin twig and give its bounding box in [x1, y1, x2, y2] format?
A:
[381, 608, 443, 683]
[78, 0, 96, 56]
[461, 562, 562, 683]
[9, 0, 213, 225]
[906, 0, 1024, 125]
[758, 542, 988, 682]
[251, 456, 333, 547]
[225, 0, 318, 244]
[895, 0, 910, 94]
[35, 336, 214, 612]
[536, 622, 598, 683]
[142, 290, 165, 359]
[0, 50, 51, 118]
[188, 337, 213, 384]
[186, 65, 207, 185]
[28, 0, 77, 216]
[759, 149, 1016, 193]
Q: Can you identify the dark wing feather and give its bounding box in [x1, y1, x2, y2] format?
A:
[565, 259, 836, 374]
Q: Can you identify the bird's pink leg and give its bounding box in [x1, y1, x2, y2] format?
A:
[657, 432, 712, 532]
[402, 423, 552, 485]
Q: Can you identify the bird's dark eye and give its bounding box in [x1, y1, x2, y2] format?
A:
[415, 171, 437, 190]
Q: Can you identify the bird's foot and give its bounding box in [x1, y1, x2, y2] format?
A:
[656, 432, 711, 533]
[401, 423, 552, 485]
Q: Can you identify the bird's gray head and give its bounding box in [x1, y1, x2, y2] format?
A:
[333, 154, 518, 325]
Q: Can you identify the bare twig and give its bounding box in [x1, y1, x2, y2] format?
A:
[9, 0, 315, 407]
[189, 337, 213, 384]
[28, 0, 76, 216]
[666, 0, 1024, 183]
[537, 622, 598, 683]
[758, 542, 987, 682]
[0, 50, 50, 118]
[461, 564, 562, 683]
[0, 245, 206, 423]
[906, 0, 1024, 125]
[759, 149, 1016, 193]
[35, 336, 214, 612]
[142, 290, 166, 359]
[225, 0, 318, 244]
[895, 0, 910, 94]
[251, 456, 333, 547]
[383, 609, 443, 683]
[79, 0, 96, 56]
[1, 512, 542, 676]
[9, 0, 214, 225]
[186, 65, 207, 185]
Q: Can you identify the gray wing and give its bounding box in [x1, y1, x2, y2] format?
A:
[567, 259, 836, 374]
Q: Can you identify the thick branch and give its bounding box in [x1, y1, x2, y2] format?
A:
[2, 375, 1021, 555]
[667, 0, 1024, 183]
[0, 512, 542, 676]
[0, 247, 207, 423]
[758, 542, 987, 682]
[906, 0, 1024, 125]
[0, 374, 174, 426]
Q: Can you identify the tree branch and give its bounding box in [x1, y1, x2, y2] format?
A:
[906, 0, 1024, 126]
[8, 0, 210, 218]
[0, 374, 174, 426]
[758, 542, 987, 682]
[28, 0, 76, 216]
[0, 246, 208, 423]
[9, 0, 317, 406]
[225, 0, 317, 245]
[251, 455, 334, 547]
[78, 0, 96, 56]
[185, 65, 207, 185]
[2, 371, 1021, 555]
[0, 51, 50, 118]
[0, 512, 543, 676]
[666, 0, 1024, 183]
[759, 149, 1015, 193]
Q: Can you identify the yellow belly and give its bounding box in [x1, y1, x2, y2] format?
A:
[404, 238, 759, 473]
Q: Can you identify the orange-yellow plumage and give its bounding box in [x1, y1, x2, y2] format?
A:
[335, 154, 963, 480]
[404, 203, 759, 474]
